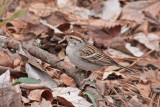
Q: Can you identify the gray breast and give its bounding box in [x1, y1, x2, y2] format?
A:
[66, 46, 103, 71]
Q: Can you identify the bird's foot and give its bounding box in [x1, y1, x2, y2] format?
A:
[81, 72, 98, 84]
[75, 66, 83, 73]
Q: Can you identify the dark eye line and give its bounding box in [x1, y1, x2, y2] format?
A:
[69, 36, 83, 43]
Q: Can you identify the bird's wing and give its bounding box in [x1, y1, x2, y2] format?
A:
[79, 44, 136, 73]
[79, 44, 114, 66]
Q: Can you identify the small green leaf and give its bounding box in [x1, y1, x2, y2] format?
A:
[13, 77, 40, 85]
[84, 91, 97, 107]
[0, 9, 26, 26]
[0, 0, 9, 16]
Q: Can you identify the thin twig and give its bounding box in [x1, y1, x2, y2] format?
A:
[150, 93, 156, 107]
[40, 19, 63, 33]
[109, 85, 128, 106]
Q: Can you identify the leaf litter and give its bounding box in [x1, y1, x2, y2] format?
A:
[0, 0, 160, 106]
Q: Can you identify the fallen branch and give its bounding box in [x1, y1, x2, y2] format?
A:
[0, 35, 105, 105]
[0, 35, 87, 86]
[0, 65, 27, 77]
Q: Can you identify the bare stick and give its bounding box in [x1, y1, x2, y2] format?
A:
[0, 35, 87, 86]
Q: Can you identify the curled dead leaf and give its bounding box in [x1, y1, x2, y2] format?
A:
[103, 71, 126, 80]
[28, 89, 53, 102]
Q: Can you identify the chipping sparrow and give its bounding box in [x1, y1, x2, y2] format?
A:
[59, 35, 135, 74]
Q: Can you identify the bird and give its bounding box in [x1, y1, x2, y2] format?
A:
[59, 34, 135, 81]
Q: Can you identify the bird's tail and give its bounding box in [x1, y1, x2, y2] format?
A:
[114, 62, 135, 73]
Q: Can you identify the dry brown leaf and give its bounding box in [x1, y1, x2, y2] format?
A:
[78, 19, 132, 29]
[125, 43, 143, 57]
[121, 0, 160, 24]
[141, 70, 159, 83]
[52, 87, 92, 107]
[44, 11, 69, 26]
[6, 20, 28, 33]
[22, 96, 30, 104]
[29, 2, 53, 17]
[57, 22, 70, 32]
[20, 11, 48, 35]
[25, 63, 57, 89]
[103, 71, 126, 80]
[28, 89, 53, 102]
[22, 11, 41, 25]
[106, 48, 132, 58]
[151, 83, 160, 93]
[12, 33, 23, 40]
[135, 21, 149, 35]
[95, 80, 106, 95]
[58, 48, 66, 59]
[31, 98, 52, 107]
[0, 51, 13, 67]
[60, 73, 76, 87]
[140, 73, 149, 84]
[27, 24, 48, 35]
[138, 70, 160, 93]
[63, 57, 75, 69]
[58, 0, 121, 21]
[0, 70, 22, 107]
[133, 33, 160, 51]
[101, 0, 121, 20]
[135, 84, 151, 98]
[104, 96, 114, 104]
[143, 11, 160, 29]
[88, 25, 121, 47]
[13, 58, 21, 67]
[109, 37, 135, 56]
[129, 96, 147, 107]
[57, 0, 75, 8]
[137, 56, 160, 68]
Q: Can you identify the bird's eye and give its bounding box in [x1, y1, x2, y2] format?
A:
[69, 37, 73, 39]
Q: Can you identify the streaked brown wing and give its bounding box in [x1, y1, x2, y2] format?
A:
[80, 44, 114, 66]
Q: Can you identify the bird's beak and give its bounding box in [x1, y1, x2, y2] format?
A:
[64, 35, 69, 40]
[58, 36, 68, 44]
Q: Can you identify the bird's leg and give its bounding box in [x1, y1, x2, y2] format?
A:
[75, 67, 90, 77]
[81, 72, 98, 84]
[75, 66, 83, 73]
